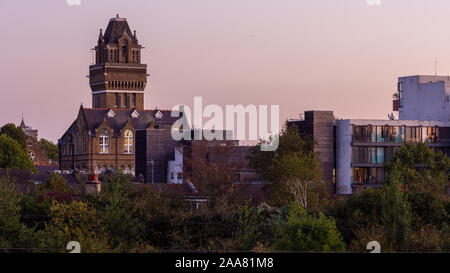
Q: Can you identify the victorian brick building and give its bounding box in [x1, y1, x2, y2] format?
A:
[59, 15, 178, 175]
[19, 117, 54, 166]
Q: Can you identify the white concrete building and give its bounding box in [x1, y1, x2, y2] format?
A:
[167, 147, 183, 184]
[396, 75, 450, 121]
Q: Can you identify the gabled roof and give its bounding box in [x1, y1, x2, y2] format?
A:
[82, 108, 180, 135]
[102, 15, 138, 44]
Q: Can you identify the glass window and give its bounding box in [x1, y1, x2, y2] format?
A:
[99, 130, 109, 154]
[124, 130, 133, 154]
[376, 147, 384, 164]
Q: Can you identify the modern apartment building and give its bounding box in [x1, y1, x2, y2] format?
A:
[290, 111, 450, 195]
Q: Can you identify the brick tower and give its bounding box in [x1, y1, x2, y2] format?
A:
[89, 14, 147, 109]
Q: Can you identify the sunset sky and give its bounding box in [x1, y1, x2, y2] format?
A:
[1, 0, 450, 142]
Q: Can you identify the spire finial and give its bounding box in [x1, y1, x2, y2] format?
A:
[98, 28, 104, 42]
[20, 114, 26, 128]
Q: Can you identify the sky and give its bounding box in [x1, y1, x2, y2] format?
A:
[1, 0, 450, 142]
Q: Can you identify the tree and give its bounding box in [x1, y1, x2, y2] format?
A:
[273, 203, 345, 252]
[248, 123, 328, 208]
[0, 135, 34, 170]
[38, 138, 59, 163]
[0, 176, 34, 251]
[381, 170, 412, 252]
[37, 200, 109, 252]
[275, 152, 323, 209]
[100, 175, 145, 249]
[384, 142, 450, 195]
[0, 123, 27, 150]
[329, 188, 384, 244]
[185, 140, 241, 213]
[47, 173, 69, 193]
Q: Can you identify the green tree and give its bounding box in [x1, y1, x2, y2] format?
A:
[381, 170, 412, 252]
[248, 123, 327, 208]
[100, 175, 145, 249]
[37, 200, 109, 252]
[38, 138, 59, 163]
[47, 173, 69, 193]
[384, 142, 450, 195]
[273, 203, 345, 252]
[329, 188, 384, 244]
[0, 123, 27, 150]
[0, 135, 34, 170]
[0, 176, 34, 251]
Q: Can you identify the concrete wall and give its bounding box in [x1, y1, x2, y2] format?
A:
[335, 120, 352, 195]
[398, 75, 450, 121]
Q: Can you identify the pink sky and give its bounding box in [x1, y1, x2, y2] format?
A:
[1, 0, 450, 142]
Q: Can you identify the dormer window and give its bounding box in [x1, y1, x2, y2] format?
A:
[131, 109, 139, 118]
[106, 109, 116, 118]
[155, 110, 164, 119]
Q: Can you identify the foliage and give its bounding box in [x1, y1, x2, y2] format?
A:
[349, 224, 386, 253]
[273, 203, 345, 252]
[381, 173, 412, 252]
[328, 188, 384, 244]
[0, 176, 34, 251]
[47, 173, 69, 193]
[37, 200, 109, 252]
[0, 135, 34, 170]
[0, 139, 448, 253]
[38, 138, 59, 163]
[248, 123, 328, 208]
[233, 202, 283, 250]
[384, 142, 450, 195]
[0, 123, 27, 150]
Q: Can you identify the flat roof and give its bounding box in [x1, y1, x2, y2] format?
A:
[340, 119, 450, 127]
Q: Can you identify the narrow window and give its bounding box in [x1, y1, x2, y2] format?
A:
[124, 130, 134, 154]
[122, 40, 129, 62]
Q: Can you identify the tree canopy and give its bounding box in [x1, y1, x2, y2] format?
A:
[38, 138, 59, 163]
[0, 135, 34, 170]
[0, 123, 27, 150]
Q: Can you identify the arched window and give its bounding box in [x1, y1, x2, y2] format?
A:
[124, 130, 133, 154]
[99, 129, 109, 154]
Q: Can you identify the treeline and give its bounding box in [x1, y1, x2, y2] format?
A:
[0, 123, 449, 252]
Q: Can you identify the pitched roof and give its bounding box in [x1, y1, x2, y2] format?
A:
[82, 108, 180, 134]
[102, 15, 137, 44]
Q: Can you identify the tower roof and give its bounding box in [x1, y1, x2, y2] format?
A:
[19, 115, 26, 129]
[102, 14, 137, 44]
